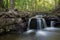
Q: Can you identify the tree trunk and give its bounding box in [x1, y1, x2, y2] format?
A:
[10, 0, 15, 11]
[0, 0, 5, 12]
[58, 0, 60, 8]
[0, 0, 4, 8]
[6, 0, 8, 9]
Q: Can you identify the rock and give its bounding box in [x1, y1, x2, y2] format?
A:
[0, 11, 29, 32]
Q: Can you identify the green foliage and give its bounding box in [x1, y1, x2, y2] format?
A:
[3, 0, 59, 12]
[15, 0, 35, 11]
[3, 0, 10, 9]
[14, 0, 59, 12]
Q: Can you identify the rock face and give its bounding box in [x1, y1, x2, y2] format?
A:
[0, 12, 27, 33]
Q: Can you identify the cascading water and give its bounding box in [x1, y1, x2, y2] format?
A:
[42, 18, 47, 28]
[26, 15, 47, 34]
[44, 20, 55, 30]
[37, 18, 47, 30]
[50, 21, 55, 27]
[37, 18, 41, 30]
[27, 15, 47, 31]
[27, 18, 32, 30]
[25, 18, 35, 34]
[36, 17, 47, 36]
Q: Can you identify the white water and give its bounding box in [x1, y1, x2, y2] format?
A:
[37, 18, 47, 30]
[42, 18, 47, 28]
[26, 15, 48, 34]
[27, 18, 32, 30]
[50, 21, 55, 27]
[44, 21, 55, 30]
[27, 15, 47, 32]
[37, 18, 41, 30]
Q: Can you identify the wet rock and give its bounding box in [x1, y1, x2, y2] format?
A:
[0, 28, 5, 33]
[0, 12, 29, 33]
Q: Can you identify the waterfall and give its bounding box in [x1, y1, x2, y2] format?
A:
[37, 18, 47, 30]
[26, 15, 48, 34]
[42, 18, 47, 28]
[50, 21, 55, 27]
[37, 18, 41, 30]
[27, 18, 32, 30]
[27, 15, 47, 31]
[44, 21, 55, 31]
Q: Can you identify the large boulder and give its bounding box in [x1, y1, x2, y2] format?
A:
[0, 12, 22, 32]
